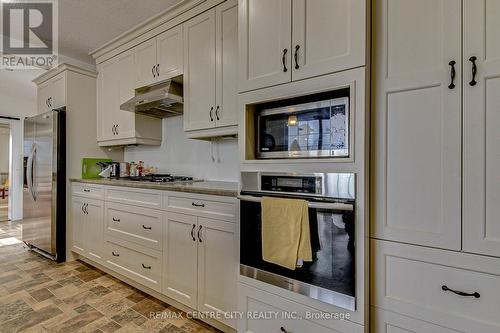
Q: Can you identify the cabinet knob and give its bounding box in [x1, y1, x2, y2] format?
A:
[112, 217, 120, 222]
[294, 45, 300, 70]
[469, 56, 478, 86]
[156, 64, 160, 77]
[448, 60, 456, 89]
[280, 327, 289, 333]
[209, 107, 214, 122]
[197, 225, 203, 243]
[112, 251, 120, 257]
[215, 106, 220, 121]
[142, 263, 152, 269]
[191, 224, 196, 241]
[191, 202, 205, 208]
[152, 65, 156, 78]
[142, 225, 152, 230]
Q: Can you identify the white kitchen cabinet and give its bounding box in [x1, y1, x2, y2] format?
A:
[238, 0, 291, 92]
[462, 0, 500, 257]
[37, 73, 66, 113]
[134, 25, 183, 88]
[291, 0, 366, 81]
[71, 196, 104, 263]
[197, 218, 236, 327]
[156, 25, 184, 81]
[372, 308, 459, 333]
[97, 49, 162, 146]
[163, 212, 198, 309]
[183, 8, 217, 132]
[238, 0, 366, 92]
[184, 0, 239, 138]
[214, 0, 239, 129]
[71, 196, 86, 255]
[134, 38, 158, 88]
[371, 0, 462, 250]
[163, 212, 237, 328]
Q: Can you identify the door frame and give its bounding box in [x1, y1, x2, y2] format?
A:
[0, 116, 23, 221]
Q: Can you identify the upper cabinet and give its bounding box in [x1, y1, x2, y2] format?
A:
[97, 49, 162, 146]
[37, 73, 66, 113]
[238, 0, 366, 92]
[183, 0, 239, 138]
[134, 26, 184, 88]
[372, 0, 462, 250]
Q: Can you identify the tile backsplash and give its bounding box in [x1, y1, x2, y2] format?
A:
[124, 116, 239, 182]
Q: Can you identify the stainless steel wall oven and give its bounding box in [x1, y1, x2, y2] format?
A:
[239, 172, 356, 311]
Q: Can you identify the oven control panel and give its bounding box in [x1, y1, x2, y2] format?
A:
[261, 175, 320, 194]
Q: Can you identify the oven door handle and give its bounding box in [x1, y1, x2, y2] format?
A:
[237, 195, 354, 211]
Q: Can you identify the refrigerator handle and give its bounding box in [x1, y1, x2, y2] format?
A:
[27, 145, 36, 201]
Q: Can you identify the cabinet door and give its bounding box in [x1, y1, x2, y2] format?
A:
[47, 74, 66, 109]
[183, 9, 217, 132]
[86, 199, 104, 263]
[157, 26, 183, 81]
[97, 58, 119, 141]
[163, 212, 198, 309]
[197, 218, 236, 328]
[463, 0, 500, 256]
[37, 82, 50, 114]
[71, 197, 86, 254]
[215, 0, 238, 128]
[238, 0, 291, 92]
[115, 50, 137, 139]
[134, 38, 157, 88]
[292, 0, 365, 81]
[371, 0, 462, 249]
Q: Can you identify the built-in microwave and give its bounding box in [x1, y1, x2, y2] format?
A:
[256, 91, 349, 159]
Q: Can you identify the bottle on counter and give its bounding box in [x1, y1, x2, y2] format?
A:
[138, 161, 144, 177]
[130, 161, 137, 177]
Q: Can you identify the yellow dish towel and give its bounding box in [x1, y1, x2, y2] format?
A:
[261, 197, 312, 270]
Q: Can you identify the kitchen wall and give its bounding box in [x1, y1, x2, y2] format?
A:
[124, 116, 239, 182]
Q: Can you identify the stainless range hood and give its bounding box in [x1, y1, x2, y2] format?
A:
[120, 76, 183, 118]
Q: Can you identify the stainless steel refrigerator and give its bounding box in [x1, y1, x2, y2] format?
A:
[23, 108, 66, 262]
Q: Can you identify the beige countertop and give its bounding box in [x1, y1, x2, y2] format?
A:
[70, 178, 239, 197]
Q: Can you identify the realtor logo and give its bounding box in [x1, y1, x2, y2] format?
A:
[1, 0, 58, 69]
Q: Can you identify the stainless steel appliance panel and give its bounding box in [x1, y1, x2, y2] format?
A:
[23, 111, 58, 256]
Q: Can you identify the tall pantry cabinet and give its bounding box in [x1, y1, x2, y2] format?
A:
[372, 1, 500, 332]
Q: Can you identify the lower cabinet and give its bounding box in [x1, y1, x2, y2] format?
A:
[104, 237, 163, 292]
[163, 212, 237, 327]
[238, 283, 363, 333]
[71, 183, 237, 330]
[371, 239, 500, 333]
[372, 308, 460, 333]
[72, 196, 104, 263]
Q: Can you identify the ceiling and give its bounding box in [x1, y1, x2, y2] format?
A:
[58, 0, 183, 64]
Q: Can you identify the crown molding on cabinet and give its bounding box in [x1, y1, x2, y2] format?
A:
[32, 63, 97, 85]
[89, 0, 224, 65]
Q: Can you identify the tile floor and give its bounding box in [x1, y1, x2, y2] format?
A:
[0, 220, 222, 333]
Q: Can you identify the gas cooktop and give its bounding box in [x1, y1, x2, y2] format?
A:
[128, 174, 198, 183]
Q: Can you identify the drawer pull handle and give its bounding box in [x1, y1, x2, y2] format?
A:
[142, 264, 151, 269]
[192, 202, 205, 208]
[112, 252, 120, 257]
[112, 218, 120, 222]
[441, 285, 480, 298]
[83, 189, 90, 192]
[280, 327, 288, 333]
[142, 225, 152, 230]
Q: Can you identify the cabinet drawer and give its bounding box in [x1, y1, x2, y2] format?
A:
[238, 284, 362, 333]
[104, 202, 162, 251]
[372, 239, 500, 332]
[105, 186, 162, 209]
[164, 192, 236, 221]
[104, 237, 162, 292]
[72, 183, 104, 200]
[372, 308, 460, 333]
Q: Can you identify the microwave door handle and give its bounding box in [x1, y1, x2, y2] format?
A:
[237, 195, 354, 211]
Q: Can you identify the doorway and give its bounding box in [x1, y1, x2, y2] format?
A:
[0, 124, 9, 221]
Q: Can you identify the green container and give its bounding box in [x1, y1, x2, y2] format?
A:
[81, 158, 113, 179]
